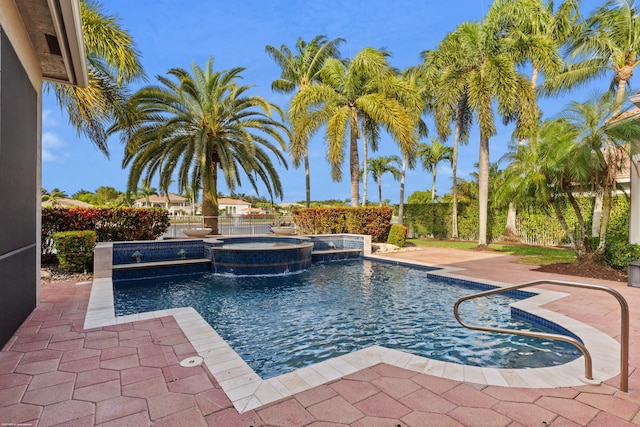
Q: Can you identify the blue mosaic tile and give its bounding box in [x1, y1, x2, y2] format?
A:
[113, 262, 210, 282]
[367, 257, 438, 272]
[312, 251, 362, 263]
[511, 307, 582, 342]
[114, 240, 206, 265]
[426, 274, 536, 299]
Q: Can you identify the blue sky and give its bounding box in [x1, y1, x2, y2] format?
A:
[42, 0, 609, 204]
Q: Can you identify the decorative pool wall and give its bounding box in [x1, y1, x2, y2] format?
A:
[94, 234, 372, 280]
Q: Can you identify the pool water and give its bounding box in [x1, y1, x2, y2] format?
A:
[114, 260, 580, 379]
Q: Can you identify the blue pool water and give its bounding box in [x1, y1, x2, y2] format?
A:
[113, 259, 580, 379]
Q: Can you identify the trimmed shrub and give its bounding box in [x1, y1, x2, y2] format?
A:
[42, 207, 170, 256]
[293, 207, 393, 242]
[52, 231, 96, 273]
[387, 224, 407, 247]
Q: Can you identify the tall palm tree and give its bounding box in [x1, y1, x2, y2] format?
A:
[51, 0, 144, 156]
[417, 138, 453, 203]
[546, 0, 640, 116]
[113, 58, 288, 233]
[437, 20, 538, 246]
[366, 155, 402, 206]
[490, 0, 580, 237]
[492, 0, 579, 88]
[422, 32, 473, 238]
[266, 35, 344, 207]
[290, 47, 419, 206]
[395, 67, 428, 223]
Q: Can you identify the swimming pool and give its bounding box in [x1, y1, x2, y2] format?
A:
[113, 259, 580, 379]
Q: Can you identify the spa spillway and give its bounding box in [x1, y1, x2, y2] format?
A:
[208, 236, 314, 275]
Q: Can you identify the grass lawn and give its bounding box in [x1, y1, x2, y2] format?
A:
[406, 238, 576, 265]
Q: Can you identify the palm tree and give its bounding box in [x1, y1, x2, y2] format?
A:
[290, 47, 419, 206]
[366, 156, 402, 206]
[422, 32, 473, 238]
[395, 67, 429, 224]
[266, 35, 344, 207]
[492, 0, 579, 88]
[417, 138, 453, 203]
[490, 0, 580, 237]
[113, 58, 288, 233]
[546, 0, 640, 116]
[41, 188, 68, 206]
[497, 119, 593, 257]
[560, 95, 640, 254]
[136, 179, 157, 207]
[51, 0, 144, 156]
[436, 20, 538, 246]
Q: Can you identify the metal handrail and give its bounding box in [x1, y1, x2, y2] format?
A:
[453, 279, 629, 392]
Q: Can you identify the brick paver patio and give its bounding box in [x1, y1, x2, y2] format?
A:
[1, 246, 639, 426]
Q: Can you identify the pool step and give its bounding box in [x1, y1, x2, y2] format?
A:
[312, 249, 362, 262]
[112, 258, 211, 270]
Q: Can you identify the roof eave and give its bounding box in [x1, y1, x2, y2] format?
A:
[46, 0, 88, 87]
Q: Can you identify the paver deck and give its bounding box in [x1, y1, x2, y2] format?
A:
[2, 246, 639, 426]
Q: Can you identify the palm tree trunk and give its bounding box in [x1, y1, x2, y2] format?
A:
[614, 76, 628, 116]
[431, 166, 437, 203]
[504, 133, 527, 239]
[362, 125, 368, 206]
[304, 151, 311, 208]
[551, 198, 585, 259]
[504, 203, 517, 239]
[530, 65, 539, 89]
[504, 68, 539, 240]
[596, 183, 613, 255]
[503, 141, 523, 239]
[349, 110, 360, 207]
[451, 109, 460, 239]
[591, 189, 603, 237]
[566, 189, 591, 253]
[478, 133, 490, 247]
[398, 154, 406, 225]
[378, 177, 383, 206]
[202, 166, 219, 234]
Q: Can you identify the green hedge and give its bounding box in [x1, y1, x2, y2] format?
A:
[52, 231, 96, 273]
[402, 197, 593, 244]
[293, 207, 393, 242]
[605, 197, 640, 269]
[401, 195, 639, 269]
[42, 207, 170, 255]
[387, 224, 407, 247]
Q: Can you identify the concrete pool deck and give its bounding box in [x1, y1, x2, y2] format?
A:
[1, 246, 640, 426]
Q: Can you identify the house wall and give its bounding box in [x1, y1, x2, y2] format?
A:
[0, 8, 43, 348]
[631, 154, 640, 245]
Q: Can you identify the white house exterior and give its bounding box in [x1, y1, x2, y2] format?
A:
[218, 197, 251, 215]
[133, 193, 193, 215]
[609, 102, 640, 245]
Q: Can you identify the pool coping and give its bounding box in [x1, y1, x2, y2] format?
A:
[84, 256, 621, 414]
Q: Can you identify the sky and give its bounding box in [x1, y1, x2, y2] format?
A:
[42, 0, 609, 205]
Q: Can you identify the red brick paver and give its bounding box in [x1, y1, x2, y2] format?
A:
[1, 246, 640, 426]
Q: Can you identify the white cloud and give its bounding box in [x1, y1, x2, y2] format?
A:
[42, 131, 67, 162]
[42, 109, 57, 127]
